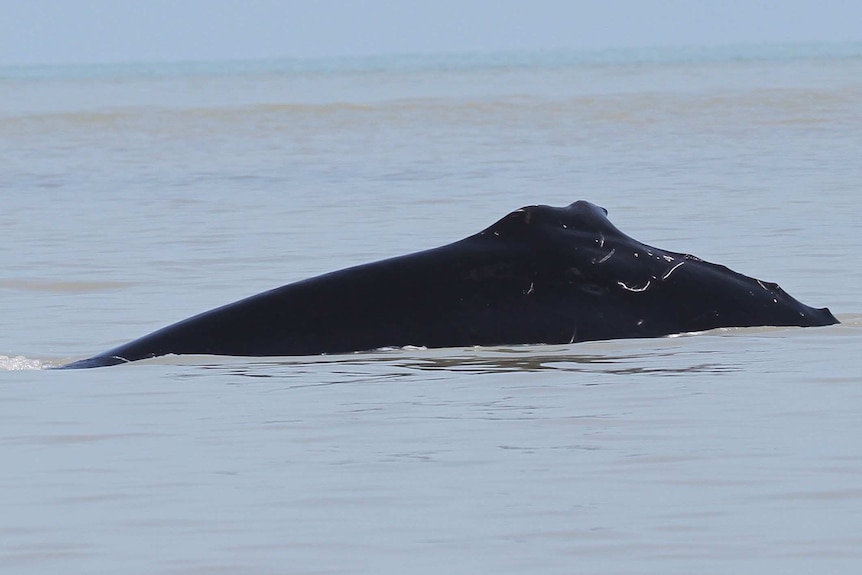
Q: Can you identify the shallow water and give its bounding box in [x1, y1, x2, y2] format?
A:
[2, 46, 862, 573]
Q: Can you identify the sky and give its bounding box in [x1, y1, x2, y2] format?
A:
[2, 0, 861, 66]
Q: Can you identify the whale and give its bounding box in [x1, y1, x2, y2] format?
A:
[57, 200, 838, 369]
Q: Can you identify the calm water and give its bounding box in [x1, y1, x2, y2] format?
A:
[2, 45, 862, 574]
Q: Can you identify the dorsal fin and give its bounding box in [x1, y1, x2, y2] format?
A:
[479, 200, 626, 239]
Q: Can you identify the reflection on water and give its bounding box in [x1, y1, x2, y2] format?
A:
[13, 320, 852, 375]
[160, 337, 742, 382]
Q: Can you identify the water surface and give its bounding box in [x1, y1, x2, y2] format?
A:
[2, 45, 861, 574]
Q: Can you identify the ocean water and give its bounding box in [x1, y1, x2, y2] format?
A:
[2, 44, 862, 573]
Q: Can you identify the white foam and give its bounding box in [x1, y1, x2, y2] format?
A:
[0, 355, 47, 371]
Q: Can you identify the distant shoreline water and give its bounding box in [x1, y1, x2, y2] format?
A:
[4, 40, 861, 118]
[3, 41, 862, 80]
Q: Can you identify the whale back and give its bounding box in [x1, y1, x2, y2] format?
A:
[57, 201, 837, 369]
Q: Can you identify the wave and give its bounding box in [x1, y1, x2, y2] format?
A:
[5, 86, 860, 133]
